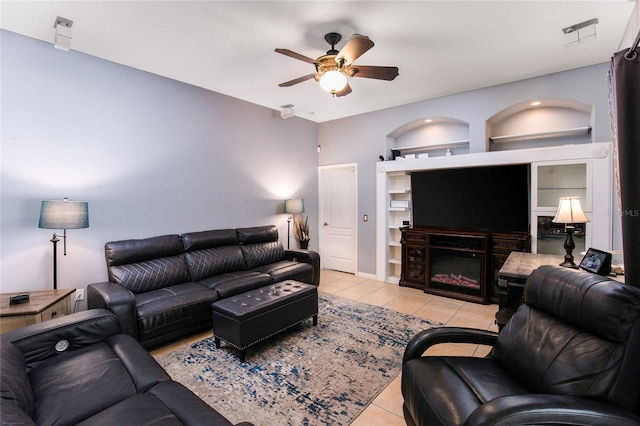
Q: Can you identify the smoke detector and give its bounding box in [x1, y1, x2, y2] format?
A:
[280, 104, 295, 120]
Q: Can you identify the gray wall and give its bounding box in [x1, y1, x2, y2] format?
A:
[0, 30, 319, 301]
[317, 63, 617, 275]
[1, 28, 620, 292]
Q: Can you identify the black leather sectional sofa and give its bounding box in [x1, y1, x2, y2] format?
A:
[1, 309, 253, 426]
[88, 225, 320, 348]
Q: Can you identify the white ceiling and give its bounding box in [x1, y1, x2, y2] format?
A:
[1, 1, 636, 123]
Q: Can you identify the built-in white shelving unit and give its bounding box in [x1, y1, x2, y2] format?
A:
[385, 171, 411, 282]
[489, 127, 591, 143]
[487, 99, 593, 151]
[391, 140, 470, 158]
[376, 98, 612, 284]
[386, 117, 471, 160]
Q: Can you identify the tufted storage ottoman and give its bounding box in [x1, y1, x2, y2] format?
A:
[211, 280, 318, 362]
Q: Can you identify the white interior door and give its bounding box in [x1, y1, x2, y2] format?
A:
[319, 164, 357, 273]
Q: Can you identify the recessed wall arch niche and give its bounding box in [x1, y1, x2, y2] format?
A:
[487, 98, 593, 152]
[385, 117, 470, 160]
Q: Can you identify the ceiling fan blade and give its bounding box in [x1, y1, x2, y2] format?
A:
[335, 83, 352, 97]
[335, 34, 374, 65]
[275, 48, 317, 64]
[278, 74, 317, 87]
[345, 65, 399, 81]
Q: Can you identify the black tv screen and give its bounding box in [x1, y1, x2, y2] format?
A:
[411, 164, 530, 233]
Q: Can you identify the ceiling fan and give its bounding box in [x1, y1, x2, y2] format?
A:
[275, 32, 399, 97]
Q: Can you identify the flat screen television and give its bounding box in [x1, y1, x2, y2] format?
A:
[411, 164, 530, 233]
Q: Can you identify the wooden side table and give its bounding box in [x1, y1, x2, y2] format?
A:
[496, 253, 625, 330]
[495, 252, 566, 330]
[0, 289, 75, 333]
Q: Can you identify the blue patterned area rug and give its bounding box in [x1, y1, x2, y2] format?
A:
[156, 293, 439, 426]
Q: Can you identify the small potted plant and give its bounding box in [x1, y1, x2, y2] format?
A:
[293, 215, 310, 249]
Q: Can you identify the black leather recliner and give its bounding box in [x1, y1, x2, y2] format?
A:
[1, 309, 253, 426]
[402, 265, 640, 426]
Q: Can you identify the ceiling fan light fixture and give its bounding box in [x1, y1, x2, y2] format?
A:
[319, 70, 348, 94]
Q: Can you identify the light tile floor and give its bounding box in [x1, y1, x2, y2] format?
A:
[151, 269, 500, 425]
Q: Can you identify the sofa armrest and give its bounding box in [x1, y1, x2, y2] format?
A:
[465, 394, 640, 426]
[2, 309, 121, 365]
[402, 327, 499, 364]
[285, 249, 320, 286]
[88, 281, 138, 338]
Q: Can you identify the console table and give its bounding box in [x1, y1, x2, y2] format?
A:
[0, 288, 74, 333]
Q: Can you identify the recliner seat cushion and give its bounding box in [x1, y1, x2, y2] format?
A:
[197, 271, 272, 298]
[1, 341, 34, 418]
[402, 357, 529, 426]
[27, 334, 170, 426]
[0, 400, 35, 425]
[134, 283, 218, 344]
[76, 391, 185, 426]
[75, 381, 234, 426]
[250, 260, 313, 284]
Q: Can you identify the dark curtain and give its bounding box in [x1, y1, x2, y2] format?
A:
[609, 32, 640, 287]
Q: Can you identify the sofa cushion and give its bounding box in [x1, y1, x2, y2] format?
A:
[0, 400, 36, 425]
[237, 225, 279, 245]
[75, 381, 234, 426]
[184, 246, 247, 281]
[28, 342, 139, 425]
[149, 381, 235, 426]
[106, 234, 184, 266]
[75, 392, 184, 426]
[106, 235, 191, 293]
[1, 341, 34, 418]
[241, 241, 286, 269]
[134, 283, 218, 344]
[198, 271, 273, 298]
[109, 255, 191, 294]
[182, 229, 238, 251]
[250, 260, 314, 284]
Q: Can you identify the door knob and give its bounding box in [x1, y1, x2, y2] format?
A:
[324, 223, 328, 226]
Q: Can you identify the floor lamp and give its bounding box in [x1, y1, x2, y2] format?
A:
[284, 198, 305, 249]
[39, 198, 89, 289]
[552, 197, 589, 268]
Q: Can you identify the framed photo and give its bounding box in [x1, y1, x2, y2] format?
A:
[579, 248, 612, 276]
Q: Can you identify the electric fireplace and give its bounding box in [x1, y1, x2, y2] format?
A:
[425, 230, 490, 303]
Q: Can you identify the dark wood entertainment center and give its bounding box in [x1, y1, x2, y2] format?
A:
[399, 227, 530, 304]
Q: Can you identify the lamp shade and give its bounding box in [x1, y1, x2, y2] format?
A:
[552, 197, 589, 224]
[284, 198, 305, 214]
[39, 199, 89, 229]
